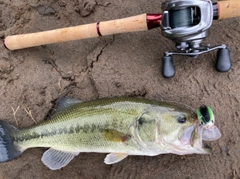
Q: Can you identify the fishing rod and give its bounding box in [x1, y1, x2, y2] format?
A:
[3, 0, 240, 78]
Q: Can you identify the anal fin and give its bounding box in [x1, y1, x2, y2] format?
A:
[104, 153, 128, 164]
[41, 148, 79, 170]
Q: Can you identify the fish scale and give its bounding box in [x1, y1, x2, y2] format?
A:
[15, 99, 157, 152]
[14, 102, 140, 152]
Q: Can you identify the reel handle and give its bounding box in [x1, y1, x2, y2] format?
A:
[216, 48, 231, 72]
[216, 1, 240, 20]
[162, 56, 175, 78]
[4, 14, 151, 50]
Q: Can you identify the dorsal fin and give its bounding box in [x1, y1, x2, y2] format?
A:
[45, 97, 82, 120]
[55, 97, 82, 112]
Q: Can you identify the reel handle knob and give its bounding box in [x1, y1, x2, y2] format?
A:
[162, 56, 175, 78]
[216, 48, 231, 72]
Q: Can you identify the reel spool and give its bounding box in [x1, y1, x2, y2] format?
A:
[161, 0, 231, 78]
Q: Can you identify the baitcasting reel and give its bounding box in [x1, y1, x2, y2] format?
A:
[160, 0, 231, 78]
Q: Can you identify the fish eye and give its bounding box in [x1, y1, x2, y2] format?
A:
[177, 115, 187, 124]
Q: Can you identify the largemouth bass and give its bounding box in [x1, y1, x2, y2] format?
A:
[0, 97, 219, 170]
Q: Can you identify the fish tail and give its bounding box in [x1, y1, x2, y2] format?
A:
[0, 120, 22, 162]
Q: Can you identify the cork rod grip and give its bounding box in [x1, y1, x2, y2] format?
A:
[218, 1, 240, 20]
[4, 14, 148, 50]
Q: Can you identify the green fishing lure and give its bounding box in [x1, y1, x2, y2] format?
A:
[197, 105, 221, 141]
[197, 105, 215, 127]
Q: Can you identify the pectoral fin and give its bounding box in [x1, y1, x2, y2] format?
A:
[104, 153, 128, 164]
[102, 129, 130, 143]
[41, 148, 79, 170]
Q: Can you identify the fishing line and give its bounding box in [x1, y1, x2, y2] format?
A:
[165, 91, 239, 98]
[169, 8, 192, 28]
[157, 90, 240, 112]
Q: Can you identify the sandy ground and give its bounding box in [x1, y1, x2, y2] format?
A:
[0, 0, 240, 178]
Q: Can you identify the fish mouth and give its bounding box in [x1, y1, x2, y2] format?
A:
[180, 124, 211, 154]
[191, 124, 212, 154]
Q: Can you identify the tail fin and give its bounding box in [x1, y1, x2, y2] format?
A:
[0, 120, 22, 162]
